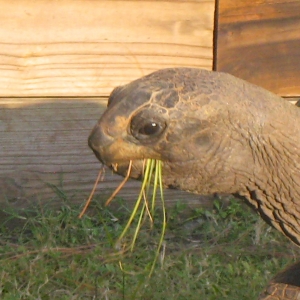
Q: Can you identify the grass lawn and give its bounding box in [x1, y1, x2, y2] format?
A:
[0, 197, 299, 300]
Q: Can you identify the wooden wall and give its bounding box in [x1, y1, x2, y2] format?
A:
[0, 0, 214, 211]
[215, 0, 300, 97]
[1, 0, 299, 212]
[0, 0, 213, 97]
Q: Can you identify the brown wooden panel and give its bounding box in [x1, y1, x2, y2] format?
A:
[0, 98, 209, 211]
[0, 0, 214, 97]
[216, 0, 300, 97]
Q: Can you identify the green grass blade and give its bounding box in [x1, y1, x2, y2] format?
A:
[116, 159, 153, 246]
[148, 160, 166, 277]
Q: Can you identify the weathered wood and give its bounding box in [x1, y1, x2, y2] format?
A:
[0, 0, 214, 97]
[0, 98, 212, 211]
[216, 0, 300, 97]
[0, 0, 215, 211]
[1, 96, 297, 212]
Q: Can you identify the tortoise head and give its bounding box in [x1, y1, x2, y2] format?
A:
[88, 67, 298, 196]
[89, 68, 300, 295]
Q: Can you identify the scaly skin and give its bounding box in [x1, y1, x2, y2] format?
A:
[259, 283, 300, 300]
[88, 68, 300, 299]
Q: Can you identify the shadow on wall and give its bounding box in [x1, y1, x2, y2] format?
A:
[0, 99, 207, 213]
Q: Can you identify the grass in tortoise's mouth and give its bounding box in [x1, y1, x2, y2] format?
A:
[79, 158, 166, 277]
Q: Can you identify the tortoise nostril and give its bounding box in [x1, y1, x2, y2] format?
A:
[88, 124, 116, 164]
[88, 125, 108, 151]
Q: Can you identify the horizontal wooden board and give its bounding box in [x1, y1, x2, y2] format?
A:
[216, 0, 300, 97]
[0, 0, 214, 97]
[0, 98, 214, 212]
[1, 96, 298, 212]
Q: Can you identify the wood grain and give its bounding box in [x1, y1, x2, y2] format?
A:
[0, 98, 211, 211]
[0, 0, 214, 97]
[216, 0, 300, 97]
[1, 96, 297, 211]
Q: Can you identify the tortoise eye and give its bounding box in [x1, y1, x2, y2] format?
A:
[138, 122, 161, 136]
[130, 110, 167, 142]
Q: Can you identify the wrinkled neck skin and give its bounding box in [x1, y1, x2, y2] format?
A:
[161, 101, 300, 245]
[239, 121, 300, 245]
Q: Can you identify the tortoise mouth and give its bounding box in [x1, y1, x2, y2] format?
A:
[89, 145, 146, 179]
[107, 159, 147, 180]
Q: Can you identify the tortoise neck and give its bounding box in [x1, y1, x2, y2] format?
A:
[238, 114, 300, 245]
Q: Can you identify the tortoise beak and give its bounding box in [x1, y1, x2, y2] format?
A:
[88, 124, 146, 179]
[88, 124, 114, 165]
[88, 123, 141, 167]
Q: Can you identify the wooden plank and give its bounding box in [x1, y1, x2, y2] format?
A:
[0, 0, 214, 97]
[215, 0, 300, 97]
[1, 96, 297, 212]
[0, 97, 210, 211]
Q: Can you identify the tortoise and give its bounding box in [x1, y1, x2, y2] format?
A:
[88, 68, 300, 299]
